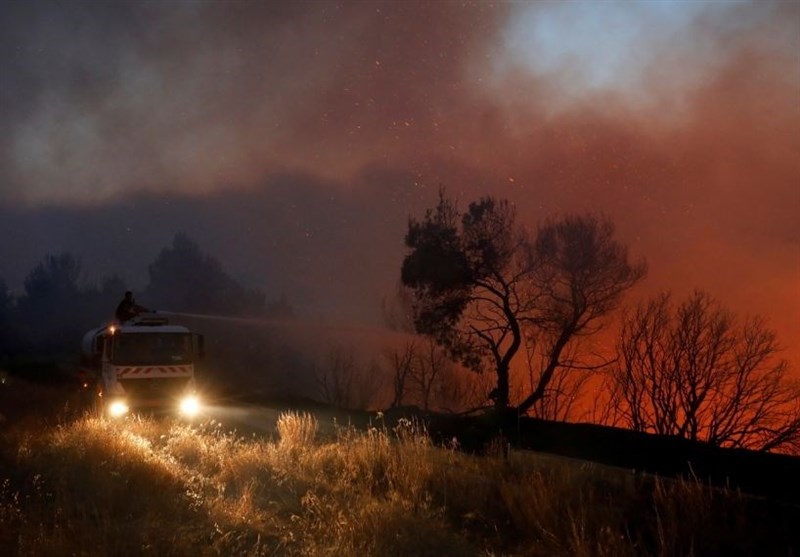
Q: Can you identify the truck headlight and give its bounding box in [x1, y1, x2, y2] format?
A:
[108, 400, 129, 418]
[179, 395, 201, 417]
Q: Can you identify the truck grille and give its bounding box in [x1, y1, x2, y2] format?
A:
[119, 377, 191, 406]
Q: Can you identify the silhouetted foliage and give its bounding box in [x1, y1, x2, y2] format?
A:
[402, 194, 525, 409]
[0, 253, 129, 360]
[609, 291, 800, 452]
[16, 253, 90, 352]
[516, 215, 647, 414]
[20, 253, 82, 308]
[402, 192, 645, 412]
[144, 233, 266, 316]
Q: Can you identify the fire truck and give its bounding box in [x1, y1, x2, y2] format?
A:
[80, 314, 204, 418]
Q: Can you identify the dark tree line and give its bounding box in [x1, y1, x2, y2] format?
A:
[4, 254, 125, 355]
[144, 233, 267, 316]
[0, 233, 284, 363]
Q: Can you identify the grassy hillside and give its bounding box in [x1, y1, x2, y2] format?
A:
[0, 380, 797, 556]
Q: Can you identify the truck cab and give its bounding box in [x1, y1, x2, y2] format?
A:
[81, 314, 204, 418]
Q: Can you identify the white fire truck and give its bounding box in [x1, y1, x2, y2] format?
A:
[80, 314, 204, 418]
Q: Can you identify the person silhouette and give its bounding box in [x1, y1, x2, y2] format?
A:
[115, 291, 149, 322]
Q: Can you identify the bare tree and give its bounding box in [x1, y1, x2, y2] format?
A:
[383, 335, 483, 413]
[610, 291, 800, 452]
[408, 337, 440, 411]
[383, 340, 417, 409]
[315, 344, 380, 410]
[522, 331, 594, 421]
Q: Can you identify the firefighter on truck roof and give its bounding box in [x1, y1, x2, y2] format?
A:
[115, 291, 149, 323]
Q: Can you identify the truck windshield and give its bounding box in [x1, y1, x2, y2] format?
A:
[112, 333, 193, 365]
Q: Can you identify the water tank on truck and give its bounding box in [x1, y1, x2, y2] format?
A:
[80, 314, 205, 418]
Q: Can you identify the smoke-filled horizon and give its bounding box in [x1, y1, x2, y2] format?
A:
[0, 1, 797, 361]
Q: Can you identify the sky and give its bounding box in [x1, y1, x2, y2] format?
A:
[0, 1, 798, 362]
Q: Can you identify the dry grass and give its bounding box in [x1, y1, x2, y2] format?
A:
[0, 409, 795, 556]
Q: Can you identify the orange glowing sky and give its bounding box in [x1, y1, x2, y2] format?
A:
[0, 1, 797, 363]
